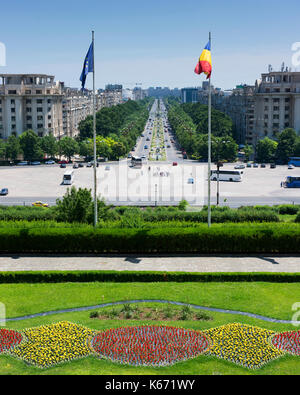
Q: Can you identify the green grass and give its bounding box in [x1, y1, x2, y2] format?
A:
[0, 281, 300, 375]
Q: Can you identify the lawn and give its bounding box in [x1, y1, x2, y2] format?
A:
[0, 281, 299, 375]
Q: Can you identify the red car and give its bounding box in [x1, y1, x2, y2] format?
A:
[58, 160, 69, 165]
[173, 162, 178, 167]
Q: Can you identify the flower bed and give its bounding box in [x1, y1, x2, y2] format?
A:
[271, 331, 300, 356]
[0, 329, 23, 353]
[91, 326, 210, 366]
[204, 323, 284, 369]
[12, 321, 95, 368]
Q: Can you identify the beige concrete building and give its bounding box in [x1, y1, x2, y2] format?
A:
[0, 74, 64, 139]
[254, 71, 300, 143]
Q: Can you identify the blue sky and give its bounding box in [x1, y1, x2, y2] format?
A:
[1, 0, 300, 90]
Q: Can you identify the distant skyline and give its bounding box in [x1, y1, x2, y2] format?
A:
[1, 0, 300, 90]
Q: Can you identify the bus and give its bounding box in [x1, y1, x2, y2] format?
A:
[63, 170, 75, 185]
[211, 170, 243, 182]
[131, 157, 143, 169]
[281, 176, 300, 188]
[288, 158, 300, 167]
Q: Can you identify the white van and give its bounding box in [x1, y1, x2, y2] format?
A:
[63, 170, 75, 185]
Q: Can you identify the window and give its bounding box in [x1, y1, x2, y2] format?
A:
[25, 90, 31, 94]
[273, 98, 280, 103]
[47, 99, 52, 104]
[26, 116, 32, 121]
[48, 123, 52, 128]
[273, 106, 279, 111]
[26, 99, 31, 104]
[46, 90, 51, 95]
[11, 108, 15, 113]
[264, 106, 269, 111]
[285, 98, 290, 103]
[26, 124, 32, 129]
[26, 108, 32, 113]
[37, 124, 43, 129]
[11, 99, 15, 105]
[8, 90, 17, 94]
[11, 116, 16, 122]
[273, 115, 279, 120]
[48, 115, 51, 120]
[11, 124, 16, 130]
[37, 99, 43, 104]
[36, 90, 42, 94]
[37, 115, 43, 121]
[37, 107, 43, 112]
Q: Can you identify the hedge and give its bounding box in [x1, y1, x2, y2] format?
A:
[0, 222, 300, 253]
[0, 271, 300, 284]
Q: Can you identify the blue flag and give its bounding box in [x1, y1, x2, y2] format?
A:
[80, 42, 94, 90]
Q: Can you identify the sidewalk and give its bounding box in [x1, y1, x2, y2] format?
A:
[0, 255, 300, 273]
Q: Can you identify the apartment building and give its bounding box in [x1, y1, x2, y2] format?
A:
[254, 70, 300, 142]
[0, 74, 63, 139]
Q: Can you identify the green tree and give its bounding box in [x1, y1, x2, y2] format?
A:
[5, 135, 21, 161]
[57, 137, 79, 162]
[19, 130, 43, 161]
[256, 137, 278, 163]
[40, 135, 57, 158]
[55, 187, 93, 223]
[276, 128, 297, 164]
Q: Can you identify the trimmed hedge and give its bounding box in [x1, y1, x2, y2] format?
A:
[1, 271, 300, 284]
[0, 222, 300, 253]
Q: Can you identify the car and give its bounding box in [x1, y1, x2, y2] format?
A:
[60, 163, 67, 169]
[45, 160, 55, 165]
[247, 163, 252, 168]
[78, 163, 84, 168]
[270, 163, 277, 169]
[146, 138, 150, 141]
[32, 201, 49, 208]
[260, 164, 266, 168]
[167, 145, 171, 148]
[86, 163, 92, 168]
[144, 145, 149, 150]
[234, 164, 245, 170]
[187, 178, 194, 184]
[58, 160, 68, 165]
[253, 163, 259, 168]
[73, 163, 79, 169]
[173, 162, 178, 167]
[127, 154, 132, 159]
[0, 188, 8, 196]
[288, 164, 295, 170]
[30, 161, 41, 166]
[17, 161, 28, 166]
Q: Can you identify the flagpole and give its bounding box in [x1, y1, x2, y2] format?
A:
[208, 31, 212, 228]
[92, 30, 98, 227]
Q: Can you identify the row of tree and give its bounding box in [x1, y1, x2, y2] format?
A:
[166, 99, 238, 163]
[256, 128, 300, 164]
[0, 98, 154, 163]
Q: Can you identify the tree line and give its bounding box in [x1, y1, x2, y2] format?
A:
[0, 98, 154, 163]
[165, 99, 238, 163]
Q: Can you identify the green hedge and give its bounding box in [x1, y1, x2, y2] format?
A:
[0, 222, 300, 253]
[1, 271, 300, 284]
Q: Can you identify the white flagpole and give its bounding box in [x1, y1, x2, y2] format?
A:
[92, 30, 98, 227]
[208, 31, 212, 228]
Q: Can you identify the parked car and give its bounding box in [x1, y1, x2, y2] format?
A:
[260, 164, 266, 168]
[173, 162, 178, 166]
[234, 164, 245, 170]
[288, 164, 295, 170]
[188, 178, 194, 184]
[73, 163, 79, 169]
[0, 188, 8, 196]
[270, 163, 277, 169]
[253, 163, 259, 168]
[247, 163, 252, 168]
[86, 163, 92, 168]
[105, 165, 111, 171]
[17, 161, 28, 166]
[78, 163, 84, 168]
[32, 201, 49, 208]
[58, 160, 68, 165]
[60, 163, 67, 169]
[45, 160, 55, 165]
[30, 161, 41, 166]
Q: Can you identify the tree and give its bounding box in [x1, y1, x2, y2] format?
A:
[57, 137, 79, 162]
[40, 135, 57, 158]
[256, 137, 278, 163]
[243, 145, 254, 161]
[19, 130, 43, 161]
[55, 187, 93, 223]
[276, 128, 297, 164]
[5, 135, 21, 161]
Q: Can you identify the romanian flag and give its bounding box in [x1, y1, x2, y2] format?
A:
[194, 42, 212, 79]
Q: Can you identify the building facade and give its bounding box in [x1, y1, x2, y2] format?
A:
[0, 74, 64, 139]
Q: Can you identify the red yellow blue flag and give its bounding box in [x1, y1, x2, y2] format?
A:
[194, 42, 212, 79]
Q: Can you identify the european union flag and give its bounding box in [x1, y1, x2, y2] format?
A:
[80, 42, 94, 90]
